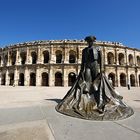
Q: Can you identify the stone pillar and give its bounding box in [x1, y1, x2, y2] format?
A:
[135, 68, 138, 87]
[50, 45, 55, 64]
[117, 70, 120, 87]
[37, 46, 41, 64]
[64, 48, 69, 63]
[63, 68, 68, 87]
[104, 47, 108, 65]
[36, 67, 41, 86]
[125, 49, 128, 65]
[16, 49, 20, 65]
[7, 51, 10, 66]
[77, 46, 81, 63]
[26, 47, 30, 64]
[14, 68, 19, 86]
[24, 67, 29, 86]
[49, 66, 54, 86]
[134, 50, 136, 66]
[115, 48, 119, 65]
[6, 70, 9, 86]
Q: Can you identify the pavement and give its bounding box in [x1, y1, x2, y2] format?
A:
[0, 86, 140, 140]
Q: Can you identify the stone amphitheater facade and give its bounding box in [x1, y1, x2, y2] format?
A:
[0, 40, 140, 87]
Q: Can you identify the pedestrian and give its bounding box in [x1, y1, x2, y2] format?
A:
[127, 80, 130, 90]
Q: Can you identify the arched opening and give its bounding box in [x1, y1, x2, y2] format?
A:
[108, 73, 115, 86]
[107, 52, 114, 64]
[55, 72, 63, 86]
[68, 72, 76, 86]
[139, 75, 140, 87]
[9, 73, 14, 86]
[69, 50, 76, 63]
[1, 74, 6, 85]
[43, 51, 49, 63]
[19, 73, 24, 86]
[130, 74, 135, 87]
[56, 50, 62, 63]
[31, 52, 37, 64]
[41, 72, 49, 86]
[128, 54, 134, 66]
[20, 52, 26, 65]
[10, 52, 16, 65]
[30, 73, 36, 86]
[120, 73, 126, 87]
[137, 56, 140, 66]
[118, 53, 125, 65]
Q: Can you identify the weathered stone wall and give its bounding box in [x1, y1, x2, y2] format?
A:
[0, 40, 140, 87]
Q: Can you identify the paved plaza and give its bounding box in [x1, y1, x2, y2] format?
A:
[0, 86, 140, 140]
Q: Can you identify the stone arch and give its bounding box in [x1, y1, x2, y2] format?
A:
[31, 52, 37, 64]
[10, 51, 16, 65]
[20, 52, 26, 65]
[56, 50, 62, 63]
[137, 56, 140, 66]
[1, 73, 6, 85]
[118, 53, 125, 65]
[120, 73, 126, 87]
[41, 72, 49, 86]
[69, 50, 76, 63]
[30, 73, 36, 86]
[107, 52, 114, 64]
[55, 72, 63, 86]
[128, 54, 134, 66]
[9, 73, 14, 86]
[19, 73, 24, 86]
[130, 74, 135, 86]
[108, 73, 115, 86]
[43, 51, 49, 63]
[68, 72, 76, 86]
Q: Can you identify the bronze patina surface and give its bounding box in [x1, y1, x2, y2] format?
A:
[56, 36, 134, 121]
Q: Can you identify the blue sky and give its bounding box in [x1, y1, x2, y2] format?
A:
[0, 0, 140, 49]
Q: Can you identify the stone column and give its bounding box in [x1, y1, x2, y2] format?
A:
[50, 45, 55, 64]
[16, 48, 20, 65]
[125, 49, 128, 65]
[135, 68, 138, 87]
[36, 67, 41, 86]
[115, 48, 119, 65]
[24, 67, 30, 86]
[37, 46, 41, 64]
[26, 47, 30, 64]
[63, 68, 68, 87]
[49, 66, 54, 86]
[64, 47, 69, 63]
[6, 70, 9, 86]
[117, 70, 120, 87]
[77, 46, 81, 63]
[7, 50, 10, 66]
[134, 50, 136, 66]
[104, 47, 108, 65]
[14, 68, 19, 86]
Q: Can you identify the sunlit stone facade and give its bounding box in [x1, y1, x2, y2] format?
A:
[0, 40, 140, 87]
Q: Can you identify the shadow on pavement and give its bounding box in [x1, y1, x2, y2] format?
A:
[45, 98, 61, 103]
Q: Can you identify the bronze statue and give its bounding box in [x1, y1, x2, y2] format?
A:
[56, 36, 134, 120]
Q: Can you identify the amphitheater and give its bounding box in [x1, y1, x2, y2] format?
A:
[0, 39, 140, 87]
